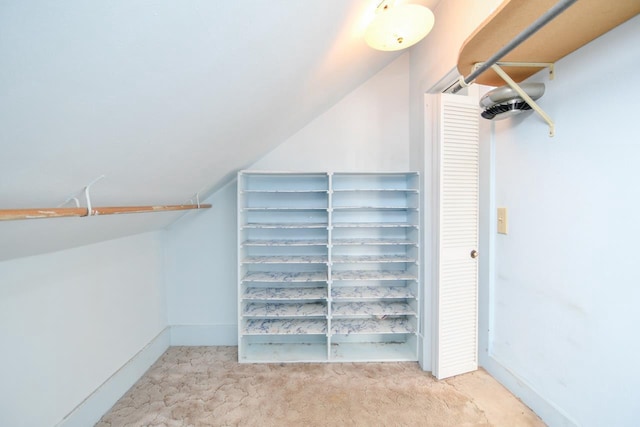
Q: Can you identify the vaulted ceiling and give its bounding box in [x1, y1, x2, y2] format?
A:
[0, 0, 440, 260]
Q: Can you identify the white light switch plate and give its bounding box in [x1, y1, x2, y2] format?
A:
[497, 207, 508, 234]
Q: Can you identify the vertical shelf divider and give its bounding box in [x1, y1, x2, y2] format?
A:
[327, 172, 333, 361]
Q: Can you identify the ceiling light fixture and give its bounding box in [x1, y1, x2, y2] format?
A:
[365, 1, 435, 51]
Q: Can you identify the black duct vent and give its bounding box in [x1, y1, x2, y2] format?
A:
[479, 83, 545, 121]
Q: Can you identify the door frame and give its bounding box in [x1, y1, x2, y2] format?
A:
[421, 71, 493, 376]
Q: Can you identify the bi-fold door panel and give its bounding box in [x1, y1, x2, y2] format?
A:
[432, 93, 480, 379]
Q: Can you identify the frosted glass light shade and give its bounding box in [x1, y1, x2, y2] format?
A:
[365, 4, 435, 51]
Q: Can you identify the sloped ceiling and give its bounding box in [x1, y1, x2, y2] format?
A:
[0, 0, 440, 260]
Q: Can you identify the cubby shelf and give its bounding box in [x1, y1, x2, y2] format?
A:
[332, 238, 417, 246]
[331, 318, 415, 335]
[243, 287, 328, 301]
[238, 171, 420, 363]
[332, 302, 416, 317]
[241, 239, 327, 247]
[242, 271, 328, 282]
[242, 223, 328, 229]
[332, 255, 415, 263]
[243, 319, 327, 335]
[333, 206, 418, 211]
[331, 286, 416, 300]
[332, 270, 417, 281]
[244, 302, 327, 318]
[242, 255, 328, 264]
[332, 222, 417, 228]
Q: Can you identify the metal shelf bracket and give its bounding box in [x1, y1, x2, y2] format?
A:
[474, 61, 556, 137]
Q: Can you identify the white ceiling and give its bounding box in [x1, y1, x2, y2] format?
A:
[0, 0, 441, 260]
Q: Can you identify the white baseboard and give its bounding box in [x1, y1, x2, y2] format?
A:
[57, 326, 572, 427]
[55, 325, 235, 426]
[56, 327, 171, 427]
[170, 324, 237, 346]
[481, 354, 578, 427]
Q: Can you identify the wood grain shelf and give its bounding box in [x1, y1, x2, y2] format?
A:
[458, 0, 640, 86]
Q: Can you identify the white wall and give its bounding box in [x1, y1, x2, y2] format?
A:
[164, 54, 413, 344]
[252, 53, 411, 172]
[486, 16, 640, 427]
[0, 231, 167, 427]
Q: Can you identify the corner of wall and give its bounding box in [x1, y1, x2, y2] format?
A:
[169, 325, 238, 346]
[163, 180, 239, 341]
[481, 355, 579, 427]
[56, 327, 171, 427]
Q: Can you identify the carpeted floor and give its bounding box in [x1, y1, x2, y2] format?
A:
[96, 346, 544, 426]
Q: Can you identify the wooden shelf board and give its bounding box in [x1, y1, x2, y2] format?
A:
[458, 0, 640, 86]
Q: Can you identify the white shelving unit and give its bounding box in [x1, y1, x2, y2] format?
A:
[238, 172, 420, 363]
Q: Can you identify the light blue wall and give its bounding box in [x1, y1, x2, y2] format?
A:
[410, 2, 640, 424]
[483, 16, 640, 427]
[163, 55, 412, 345]
[0, 231, 168, 427]
[164, 181, 238, 345]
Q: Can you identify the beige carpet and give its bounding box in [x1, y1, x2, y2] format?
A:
[96, 346, 544, 427]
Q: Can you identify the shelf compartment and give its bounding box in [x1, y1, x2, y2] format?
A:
[332, 206, 417, 211]
[332, 302, 416, 317]
[331, 318, 414, 335]
[331, 173, 419, 192]
[244, 302, 327, 318]
[243, 190, 327, 193]
[332, 255, 415, 264]
[242, 239, 327, 247]
[242, 222, 327, 229]
[330, 341, 417, 362]
[244, 209, 328, 225]
[241, 342, 328, 363]
[243, 255, 328, 264]
[332, 209, 419, 226]
[332, 225, 417, 246]
[331, 286, 416, 300]
[332, 222, 417, 228]
[242, 207, 327, 211]
[241, 244, 327, 259]
[332, 270, 417, 281]
[242, 271, 328, 282]
[332, 193, 419, 210]
[244, 319, 327, 335]
[242, 191, 328, 210]
[242, 227, 327, 245]
[243, 286, 327, 301]
[332, 189, 419, 193]
[331, 238, 416, 246]
[241, 173, 328, 192]
[331, 243, 418, 260]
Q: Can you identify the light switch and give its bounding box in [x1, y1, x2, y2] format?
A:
[497, 207, 508, 234]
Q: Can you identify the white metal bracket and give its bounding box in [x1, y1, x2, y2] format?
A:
[473, 61, 556, 137]
[82, 175, 106, 216]
[59, 175, 105, 215]
[187, 192, 203, 208]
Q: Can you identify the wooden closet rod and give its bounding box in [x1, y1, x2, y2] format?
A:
[0, 204, 212, 221]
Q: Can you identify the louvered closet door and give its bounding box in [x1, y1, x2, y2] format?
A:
[433, 93, 479, 380]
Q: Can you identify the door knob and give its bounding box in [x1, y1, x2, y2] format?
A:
[470, 250, 478, 259]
